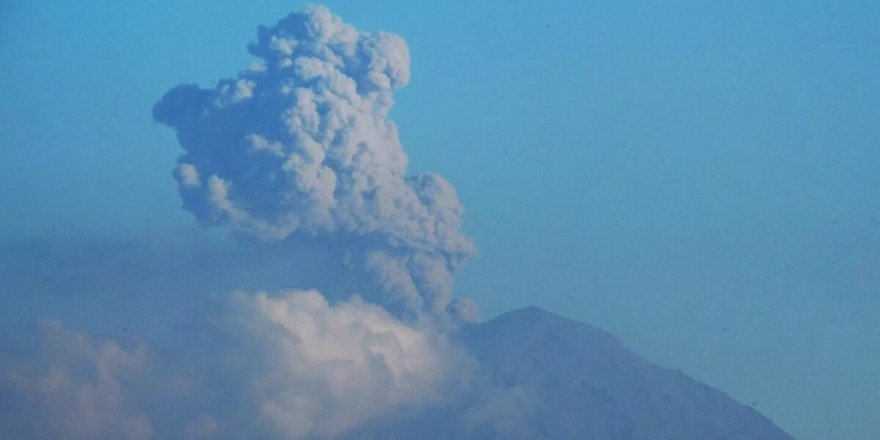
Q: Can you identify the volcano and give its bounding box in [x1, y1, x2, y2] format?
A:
[344, 306, 797, 440]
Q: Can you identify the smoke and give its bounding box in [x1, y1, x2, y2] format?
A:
[0, 6, 487, 439]
[152, 5, 475, 319]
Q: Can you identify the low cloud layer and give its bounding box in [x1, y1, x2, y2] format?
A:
[1, 290, 470, 440]
[0, 321, 154, 440]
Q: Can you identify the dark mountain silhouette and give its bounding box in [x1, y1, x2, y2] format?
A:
[346, 306, 797, 439]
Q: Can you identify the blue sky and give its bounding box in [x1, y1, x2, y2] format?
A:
[2, 1, 879, 439]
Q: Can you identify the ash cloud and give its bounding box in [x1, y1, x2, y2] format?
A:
[0, 6, 489, 439]
[153, 5, 475, 319]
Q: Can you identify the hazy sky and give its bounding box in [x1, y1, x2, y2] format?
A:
[2, 1, 879, 439]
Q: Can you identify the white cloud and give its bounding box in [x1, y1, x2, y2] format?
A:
[0, 290, 470, 440]
[0, 321, 153, 440]
[227, 290, 458, 439]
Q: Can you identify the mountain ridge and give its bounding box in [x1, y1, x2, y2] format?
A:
[460, 305, 796, 440]
[343, 306, 797, 439]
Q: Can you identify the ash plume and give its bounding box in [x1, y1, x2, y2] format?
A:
[153, 5, 475, 319]
[2, 6, 485, 440]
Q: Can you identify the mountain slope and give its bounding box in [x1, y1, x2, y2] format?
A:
[344, 306, 797, 439]
[460, 306, 796, 439]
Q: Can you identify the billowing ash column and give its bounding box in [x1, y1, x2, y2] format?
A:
[154, 5, 477, 321]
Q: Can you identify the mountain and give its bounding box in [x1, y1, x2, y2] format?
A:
[345, 306, 797, 439]
[459, 306, 796, 439]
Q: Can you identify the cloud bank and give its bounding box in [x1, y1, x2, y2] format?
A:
[0, 321, 154, 440]
[1, 292, 468, 440]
